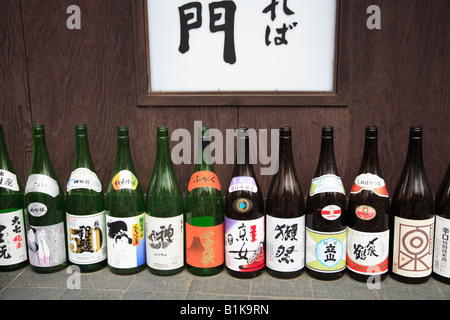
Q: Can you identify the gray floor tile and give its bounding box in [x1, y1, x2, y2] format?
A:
[310, 273, 379, 300]
[250, 272, 313, 299]
[0, 287, 65, 300]
[188, 270, 251, 297]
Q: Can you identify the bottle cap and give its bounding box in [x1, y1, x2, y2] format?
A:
[365, 125, 378, 139]
[280, 125, 292, 138]
[409, 125, 422, 139]
[75, 124, 88, 137]
[33, 125, 45, 137]
[321, 126, 334, 138]
[117, 125, 129, 138]
[157, 126, 169, 139]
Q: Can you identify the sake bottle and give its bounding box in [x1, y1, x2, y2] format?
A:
[390, 126, 434, 284]
[225, 127, 265, 279]
[0, 125, 28, 271]
[146, 126, 184, 276]
[66, 124, 106, 272]
[185, 125, 224, 276]
[266, 125, 305, 279]
[305, 126, 347, 280]
[105, 126, 146, 275]
[433, 162, 450, 283]
[347, 126, 390, 282]
[25, 125, 67, 273]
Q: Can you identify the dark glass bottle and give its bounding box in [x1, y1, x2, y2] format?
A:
[433, 162, 450, 284]
[66, 124, 106, 272]
[185, 125, 224, 276]
[146, 126, 184, 276]
[390, 126, 434, 284]
[347, 126, 390, 282]
[105, 126, 146, 275]
[25, 125, 67, 273]
[266, 126, 305, 279]
[305, 126, 347, 280]
[225, 127, 265, 279]
[0, 125, 28, 271]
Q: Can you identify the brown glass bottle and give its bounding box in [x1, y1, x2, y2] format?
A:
[347, 126, 390, 282]
[266, 126, 305, 279]
[305, 126, 347, 280]
[390, 126, 434, 284]
[225, 127, 265, 279]
[433, 162, 450, 284]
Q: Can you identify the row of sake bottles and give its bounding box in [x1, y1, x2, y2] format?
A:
[0, 124, 448, 284]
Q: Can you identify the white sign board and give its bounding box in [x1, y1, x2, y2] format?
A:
[147, 0, 337, 92]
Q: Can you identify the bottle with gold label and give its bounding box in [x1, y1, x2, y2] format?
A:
[347, 126, 390, 282]
[105, 126, 145, 275]
[66, 124, 106, 272]
[0, 125, 28, 271]
[185, 125, 224, 276]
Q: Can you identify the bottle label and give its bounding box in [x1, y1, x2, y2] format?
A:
[309, 174, 345, 196]
[27, 222, 67, 268]
[350, 173, 389, 198]
[321, 205, 342, 221]
[228, 176, 258, 193]
[111, 170, 138, 191]
[355, 205, 377, 221]
[106, 213, 146, 269]
[433, 215, 450, 278]
[306, 227, 347, 273]
[392, 216, 434, 278]
[185, 222, 224, 268]
[346, 227, 389, 275]
[66, 211, 107, 265]
[27, 202, 48, 217]
[266, 215, 305, 272]
[187, 171, 221, 192]
[0, 169, 20, 191]
[225, 216, 265, 272]
[0, 210, 27, 266]
[145, 214, 184, 271]
[25, 174, 60, 198]
[67, 168, 102, 192]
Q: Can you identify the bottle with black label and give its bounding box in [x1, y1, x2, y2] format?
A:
[225, 127, 265, 278]
[305, 126, 347, 280]
[347, 126, 390, 282]
[266, 126, 305, 279]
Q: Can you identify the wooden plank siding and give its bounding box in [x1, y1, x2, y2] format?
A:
[0, 0, 448, 199]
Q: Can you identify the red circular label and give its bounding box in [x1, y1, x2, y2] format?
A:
[355, 205, 376, 220]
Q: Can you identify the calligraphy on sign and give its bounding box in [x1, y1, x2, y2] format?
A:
[146, 0, 337, 92]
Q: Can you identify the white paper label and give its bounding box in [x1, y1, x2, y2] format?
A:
[27, 222, 67, 268]
[309, 174, 345, 196]
[0, 210, 27, 266]
[66, 211, 107, 265]
[67, 168, 102, 192]
[145, 214, 184, 271]
[433, 215, 450, 278]
[392, 216, 434, 278]
[266, 214, 305, 272]
[0, 170, 20, 191]
[25, 174, 60, 198]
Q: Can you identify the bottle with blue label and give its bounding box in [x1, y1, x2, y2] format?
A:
[105, 126, 146, 275]
[305, 126, 347, 280]
[0, 125, 28, 271]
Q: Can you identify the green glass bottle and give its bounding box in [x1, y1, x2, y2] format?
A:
[0, 125, 28, 271]
[66, 124, 107, 272]
[25, 125, 67, 273]
[146, 126, 184, 276]
[185, 125, 224, 276]
[105, 126, 145, 275]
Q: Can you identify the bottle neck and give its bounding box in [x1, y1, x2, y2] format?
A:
[405, 136, 424, 169]
[316, 136, 338, 176]
[279, 135, 295, 172]
[154, 136, 172, 169]
[0, 132, 12, 170]
[31, 134, 53, 174]
[359, 136, 382, 175]
[233, 136, 254, 176]
[114, 136, 135, 172]
[194, 136, 216, 172]
[74, 135, 95, 170]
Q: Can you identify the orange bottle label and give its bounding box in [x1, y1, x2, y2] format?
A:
[185, 223, 224, 268]
[187, 171, 221, 192]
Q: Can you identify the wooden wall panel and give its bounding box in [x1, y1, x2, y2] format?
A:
[0, 0, 32, 185]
